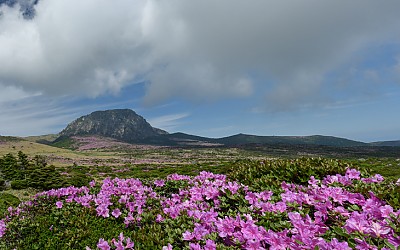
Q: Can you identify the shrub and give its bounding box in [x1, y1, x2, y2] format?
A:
[0, 179, 5, 191]
[66, 172, 91, 187]
[227, 158, 355, 191]
[0, 193, 20, 215]
[1, 169, 399, 250]
[10, 180, 28, 190]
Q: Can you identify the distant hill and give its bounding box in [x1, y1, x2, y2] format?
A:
[215, 134, 367, 147]
[369, 140, 400, 147]
[0, 136, 23, 143]
[160, 133, 367, 147]
[24, 134, 59, 144]
[57, 109, 168, 144]
[29, 108, 396, 149]
[155, 133, 222, 146]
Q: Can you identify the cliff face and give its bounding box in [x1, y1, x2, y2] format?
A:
[59, 109, 167, 142]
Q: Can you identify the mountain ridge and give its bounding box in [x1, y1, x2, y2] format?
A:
[53, 108, 400, 147]
[4, 109, 398, 148]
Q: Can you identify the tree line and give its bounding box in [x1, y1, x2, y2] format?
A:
[0, 151, 88, 191]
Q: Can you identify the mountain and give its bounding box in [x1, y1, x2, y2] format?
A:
[152, 133, 367, 147]
[57, 109, 167, 143]
[369, 140, 400, 147]
[52, 109, 398, 148]
[215, 134, 367, 147]
[0, 136, 22, 143]
[24, 134, 59, 144]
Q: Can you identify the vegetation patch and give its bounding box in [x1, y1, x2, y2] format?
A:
[1, 158, 399, 249]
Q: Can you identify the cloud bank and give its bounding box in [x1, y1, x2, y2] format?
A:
[1, 0, 400, 109]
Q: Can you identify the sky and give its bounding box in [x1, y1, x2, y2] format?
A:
[0, 0, 400, 142]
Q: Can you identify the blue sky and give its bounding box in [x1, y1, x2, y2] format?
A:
[1, 0, 400, 142]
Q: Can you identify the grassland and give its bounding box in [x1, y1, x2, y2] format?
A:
[1, 135, 400, 249]
[1, 136, 399, 204]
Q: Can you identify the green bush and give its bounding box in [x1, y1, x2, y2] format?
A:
[227, 158, 353, 191]
[10, 180, 28, 190]
[0, 193, 20, 215]
[0, 179, 5, 190]
[66, 172, 91, 187]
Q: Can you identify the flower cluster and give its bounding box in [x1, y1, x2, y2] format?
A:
[86, 233, 134, 250]
[0, 219, 6, 238]
[1, 169, 399, 249]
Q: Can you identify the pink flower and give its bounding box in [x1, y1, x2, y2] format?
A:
[162, 243, 173, 250]
[215, 217, 236, 237]
[204, 186, 219, 200]
[183, 231, 193, 241]
[272, 201, 287, 213]
[109, 233, 134, 250]
[97, 238, 110, 250]
[192, 223, 209, 240]
[333, 206, 350, 217]
[344, 212, 369, 234]
[189, 243, 201, 250]
[380, 205, 394, 218]
[368, 222, 391, 238]
[112, 240, 124, 250]
[264, 230, 290, 250]
[259, 191, 273, 201]
[112, 209, 122, 218]
[246, 239, 264, 250]
[345, 168, 361, 180]
[329, 238, 352, 250]
[387, 235, 400, 248]
[241, 222, 262, 241]
[125, 238, 135, 249]
[96, 205, 110, 218]
[371, 174, 384, 183]
[56, 201, 63, 209]
[89, 180, 96, 187]
[204, 239, 216, 250]
[156, 214, 164, 222]
[308, 176, 319, 186]
[154, 179, 165, 187]
[225, 181, 240, 194]
[355, 239, 378, 250]
[245, 192, 258, 205]
[0, 219, 7, 237]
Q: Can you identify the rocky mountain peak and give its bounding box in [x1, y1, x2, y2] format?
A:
[59, 109, 167, 143]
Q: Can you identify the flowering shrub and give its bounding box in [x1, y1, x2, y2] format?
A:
[0, 159, 399, 249]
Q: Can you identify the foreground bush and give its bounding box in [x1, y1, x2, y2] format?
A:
[229, 158, 400, 210]
[1, 161, 400, 249]
[228, 158, 351, 191]
[0, 193, 20, 215]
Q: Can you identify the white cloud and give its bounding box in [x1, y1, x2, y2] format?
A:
[148, 112, 190, 131]
[1, 0, 400, 109]
[0, 84, 40, 103]
[0, 86, 141, 136]
[0, 93, 73, 136]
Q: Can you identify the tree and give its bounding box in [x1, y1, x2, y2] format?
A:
[0, 153, 20, 180]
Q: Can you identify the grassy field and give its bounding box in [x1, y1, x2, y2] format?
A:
[1, 138, 400, 209]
